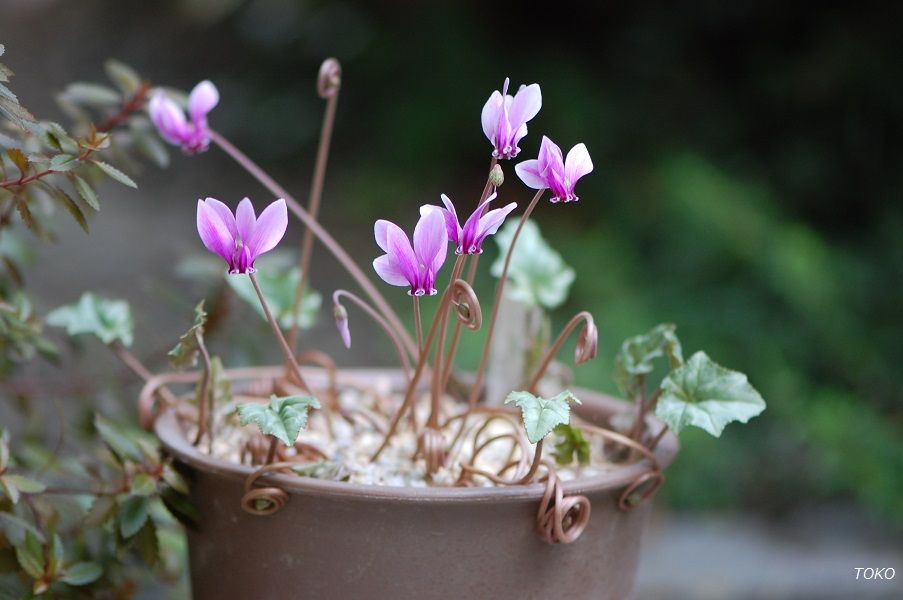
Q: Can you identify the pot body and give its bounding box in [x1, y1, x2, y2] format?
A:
[155, 371, 677, 600]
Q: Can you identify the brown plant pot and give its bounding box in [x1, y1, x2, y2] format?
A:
[154, 368, 678, 600]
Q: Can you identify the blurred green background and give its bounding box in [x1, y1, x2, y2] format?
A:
[2, 0, 901, 530]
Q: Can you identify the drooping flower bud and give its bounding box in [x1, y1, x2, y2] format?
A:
[333, 303, 351, 348]
[488, 164, 504, 188]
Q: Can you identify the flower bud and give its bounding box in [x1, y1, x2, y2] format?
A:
[488, 164, 504, 188]
[333, 304, 351, 348]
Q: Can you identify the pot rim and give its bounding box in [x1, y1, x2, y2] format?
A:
[154, 367, 679, 504]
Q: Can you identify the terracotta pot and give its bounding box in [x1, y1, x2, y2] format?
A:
[154, 368, 678, 600]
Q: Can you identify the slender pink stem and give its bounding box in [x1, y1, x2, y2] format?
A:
[288, 85, 340, 352]
[248, 272, 311, 392]
[428, 255, 465, 428]
[412, 297, 423, 354]
[526, 310, 594, 392]
[333, 289, 413, 378]
[466, 189, 545, 410]
[647, 424, 669, 451]
[209, 130, 417, 358]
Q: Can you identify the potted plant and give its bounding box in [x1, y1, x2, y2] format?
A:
[3, 53, 766, 599]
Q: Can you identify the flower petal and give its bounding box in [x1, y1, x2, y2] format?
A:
[507, 83, 541, 129]
[564, 143, 594, 184]
[515, 160, 546, 189]
[235, 198, 256, 245]
[188, 80, 219, 124]
[149, 92, 188, 145]
[538, 136, 564, 172]
[374, 220, 395, 253]
[372, 254, 411, 287]
[439, 194, 461, 242]
[248, 198, 287, 258]
[477, 202, 518, 240]
[481, 90, 503, 143]
[385, 221, 419, 284]
[413, 208, 447, 275]
[197, 198, 235, 263]
[203, 197, 238, 237]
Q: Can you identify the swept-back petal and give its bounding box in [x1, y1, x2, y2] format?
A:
[373, 255, 410, 287]
[385, 223, 419, 284]
[149, 93, 188, 145]
[538, 136, 564, 171]
[197, 199, 235, 263]
[515, 160, 546, 189]
[374, 220, 395, 253]
[460, 192, 497, 247]
[202, 197, 238, 237]
[564, 143, 594, 184]
[477, 202, 518, 240]
[507, 83, 541, 128]
[439, 194, 461, 241]
[481, 91, 503, 142]
[235, 198, 256, 244]
[248, 198, 287, 257]
[413, 209, 447, 274]
[188, 80, 219, 123]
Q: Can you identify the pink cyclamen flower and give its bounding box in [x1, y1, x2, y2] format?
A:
[515, 136, 593, 202]
[149, 81, 219, 154]
[373, 209, 448, 296]
[421, 192, 517, 255]
[481, 78, 541, 160]
[197, 197, 287, 274]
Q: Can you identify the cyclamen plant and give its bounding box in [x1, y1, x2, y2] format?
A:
[3, 55, 768, 597]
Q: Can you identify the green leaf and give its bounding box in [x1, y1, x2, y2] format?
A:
[118, 495, 150, 539]
[4, 475, 45, 494]
[655, 351, 766, 437]
[72, 175, 100, 211]
[104, 59, 141, 95]
[5, 148, 28, 176]
[552, 424, 591, 466]
[49, 153, 78, 172]
[613, 323, 684, 398]
[0, 512, 45, 546]
[60, 562, 102, 586]
[504, 390, 581, 444]
[160, 485, 199, 527]
[167, 301, 207, 370]
[46, 534, 63, 577]
[60, 82, 121, 106]
[93, 414, 142, 464]
[15, 531, 44, 579]
[490, 220, 575, 309]
[91, 160, 137, 188]
[161, 464, 188, 494]
[130, 473, 156, 497]
[238, 395, 321, 446]
[46, 292, 134, 346]
[226, 264, 321, 330]
[0, 477, 19, 505]
[55, 187, 89, 233]
[131, 519, 159, 566]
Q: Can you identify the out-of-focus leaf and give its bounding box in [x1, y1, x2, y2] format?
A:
[48, 153, 78, 172]
[0, 292, 57, 370]
[54, 187, 89, 233]
[72, 175, 100, 211]
[161, 464, 188, 495]
[104, 59, 141, 95]
[91, 160, 136, 188]
[60, 82, 121, 106]
[552, 424, 591, 466]
[131, 519, 159, 566]
[226, 265, 321, 330]
[94, 414, 142, 464]
[14, 531, 44, 579]
[490, 220, 575, 309]
[0, 512, 45, 546]
[130, 473, 157, 497]
[46, 292, 134, 346]
[4, 475, 45, 495]
[84, 495, 117, 528]
[613, 323, 684, 398]
[60, 562, 102, 586]
[655, 351, 766, 436]
[160, 485, 199, 528]
[504, 390, 581, 444]
[118, 496, 149, 539]
[5, 148, 27, 176]
[237, 395, 321, 446]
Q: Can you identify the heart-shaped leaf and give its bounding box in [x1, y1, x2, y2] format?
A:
[505, 390, 581, 444]
[614, 323, 684, 397]
[655, 351, 766, 436]
[46, 292, 134, 346]
[226, 265, 321, 330]
[238, 395, 321, 446]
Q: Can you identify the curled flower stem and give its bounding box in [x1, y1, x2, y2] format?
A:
[526, 311, 596, 393]
[466, 188, 545, 410]
[248, 272, 311, 393]
[209, 130, 417, 359]
[412, 296, 423, 354]
[333, 289, 413, 379]
[288, 59, 342, 353]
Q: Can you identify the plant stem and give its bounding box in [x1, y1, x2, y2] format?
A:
[465, 189, 545, 410]
[248, 272, 311, 393]
[287, 86, 340, 352]
[333, 289, 414, 378]
[109, 341, 181, 408]
[191, 329, 214, 449]
[428, 255, 465, 428]
[440, 254, 480, 390]
[514, 439, 544, 485]
[526, 311, 593, 392]
[647, 424, 669, 452]
[265, 437, 279, 465]
[210, 130, 416, 358]
[412, 296, 423, 354]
